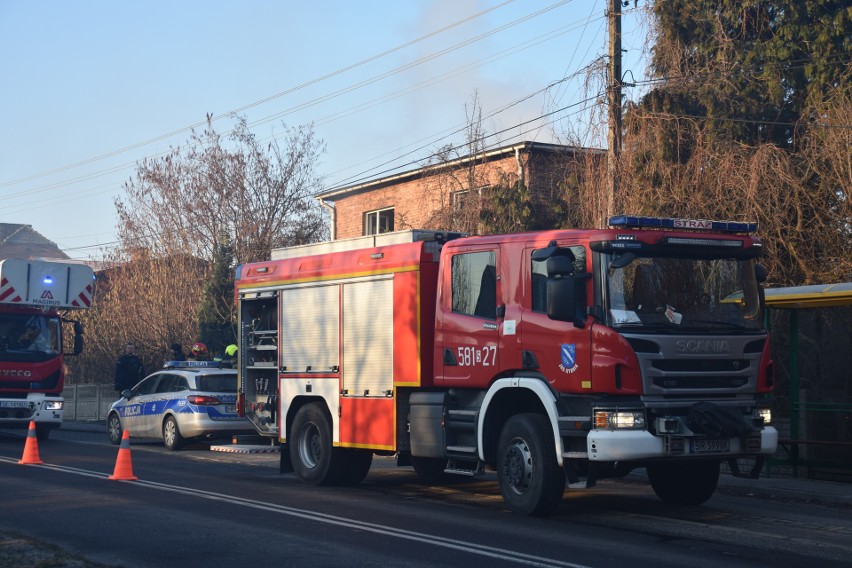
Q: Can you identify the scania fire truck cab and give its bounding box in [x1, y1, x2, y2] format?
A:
[235, 216, 777, 515]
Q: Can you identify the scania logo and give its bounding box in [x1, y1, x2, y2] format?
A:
[675, 340, 730, 354]
[0, 369, 32, 377]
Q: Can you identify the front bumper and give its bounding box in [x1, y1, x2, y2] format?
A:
[587, 426, 778, 461]
[0, 397, 63, 428]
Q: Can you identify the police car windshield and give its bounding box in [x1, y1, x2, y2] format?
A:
[605, 255, 763, 333]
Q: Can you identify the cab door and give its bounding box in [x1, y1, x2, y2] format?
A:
[437, 247, 500, 388]
[521, 244, 592, 392]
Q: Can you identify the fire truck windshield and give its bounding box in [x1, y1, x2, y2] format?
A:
[0, 313, 62, 361]
[605, 255, 762, 333]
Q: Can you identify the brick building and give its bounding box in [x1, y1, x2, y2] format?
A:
[316, 141, 601, 239]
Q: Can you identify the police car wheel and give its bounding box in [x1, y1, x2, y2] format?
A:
[163, 416, 185, 451]
[107, 413, 123, 445]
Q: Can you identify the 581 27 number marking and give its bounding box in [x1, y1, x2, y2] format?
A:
[457, 346, 497, 367]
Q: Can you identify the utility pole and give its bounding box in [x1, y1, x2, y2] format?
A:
[606, 0, 623, 226]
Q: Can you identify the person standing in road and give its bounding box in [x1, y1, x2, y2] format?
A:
[114, 341, 145, 393]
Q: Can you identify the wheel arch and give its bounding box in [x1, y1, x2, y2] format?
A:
[478, 377, 563, 467]
[284, 395, 332, 445]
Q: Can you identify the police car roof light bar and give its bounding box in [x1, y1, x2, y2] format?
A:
[608, 215, 757, 234]
[164, 360, 225, 369]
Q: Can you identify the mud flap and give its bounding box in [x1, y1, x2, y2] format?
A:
[279, 443, 294, 473]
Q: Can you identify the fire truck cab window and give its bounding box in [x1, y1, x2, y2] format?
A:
[531, 245, 586, 313]
[452, 251, 497, 319]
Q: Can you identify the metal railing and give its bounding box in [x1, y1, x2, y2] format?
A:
[63, 384, 118, 422]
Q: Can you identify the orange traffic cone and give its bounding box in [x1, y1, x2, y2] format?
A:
[108, 429, 138, 481]
[18, 421, 43, 465]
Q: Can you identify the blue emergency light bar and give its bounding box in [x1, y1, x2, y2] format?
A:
[608, 215, 757, 234]
[163, 360, 227, 369]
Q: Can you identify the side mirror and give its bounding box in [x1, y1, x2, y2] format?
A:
[121, 389, 133, 399]
[547, 277, 576, 322]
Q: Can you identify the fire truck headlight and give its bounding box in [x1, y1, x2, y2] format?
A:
[45, 401, 63, 411]
[755, 408, 772, 425]
[594, 409, 646, 430]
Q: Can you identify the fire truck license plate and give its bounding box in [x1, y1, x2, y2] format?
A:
[690, 439, 730, 454]
[0, 401, 28, 408]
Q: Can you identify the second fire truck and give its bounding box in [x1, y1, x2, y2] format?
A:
[0, 258, 94, 440]
[235, 216, 777, 515]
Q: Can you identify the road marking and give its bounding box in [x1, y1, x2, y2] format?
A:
[1, 457, 592, 568]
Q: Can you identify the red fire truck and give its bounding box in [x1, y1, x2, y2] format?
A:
[0, 259, 94, 440]
[235, 216, 777, 515]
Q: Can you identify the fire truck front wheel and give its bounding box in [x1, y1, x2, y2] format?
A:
[497, 413, 566, 516]
[35, 423, 52, 441]
[647, 460, 720, 505]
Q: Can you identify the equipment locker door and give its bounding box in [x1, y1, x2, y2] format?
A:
[437, 247, 500, 388]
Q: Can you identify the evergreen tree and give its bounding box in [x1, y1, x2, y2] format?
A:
[197, 236, 236, 357]
[642, 0, 850, 147]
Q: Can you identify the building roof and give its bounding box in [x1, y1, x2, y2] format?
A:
[315, 141, 602, 202]
[0, 223, 69, 261]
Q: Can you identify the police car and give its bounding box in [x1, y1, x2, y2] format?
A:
[107, 361, 253, 450]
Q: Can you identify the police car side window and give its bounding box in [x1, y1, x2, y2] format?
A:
[174, 377, 189, 392]
[136, 376, 159, 396]
[156, 375, 178, 393]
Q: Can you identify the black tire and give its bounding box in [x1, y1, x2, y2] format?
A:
[411, 456, 448, 482]
[497, 413, 565, 516]
[647, 460, 720, 505]
[162, 415, 185, 451]
[334, 449, 373, 486]
[107, 413, 123, 445]
[35, 424, 51, 441]
[290, 403, 335, 485]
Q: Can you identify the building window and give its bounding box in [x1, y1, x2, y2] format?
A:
[450, 186, 489, 209]
[364, 208, 394, 235]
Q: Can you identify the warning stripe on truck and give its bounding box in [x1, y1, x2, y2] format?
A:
[0, 277, 23, 303]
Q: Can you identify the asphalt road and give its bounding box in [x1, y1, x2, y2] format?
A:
[2, 426, 851, 568]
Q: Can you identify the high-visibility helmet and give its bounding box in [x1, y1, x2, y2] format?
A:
[191, 342, 208, 357]
[225, 344, 238, 356]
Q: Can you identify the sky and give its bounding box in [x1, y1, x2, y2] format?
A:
[0, 0, 649, 261]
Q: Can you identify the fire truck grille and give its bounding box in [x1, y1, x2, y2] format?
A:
[652, 359, 751, 372]
[652, 376, 750, 389]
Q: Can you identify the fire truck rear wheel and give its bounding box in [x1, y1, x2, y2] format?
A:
[334, 449, 373, 486]
[647, 460, 720, 505]
[290, 403, 335, 485]
[497, 413, 565, 516]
